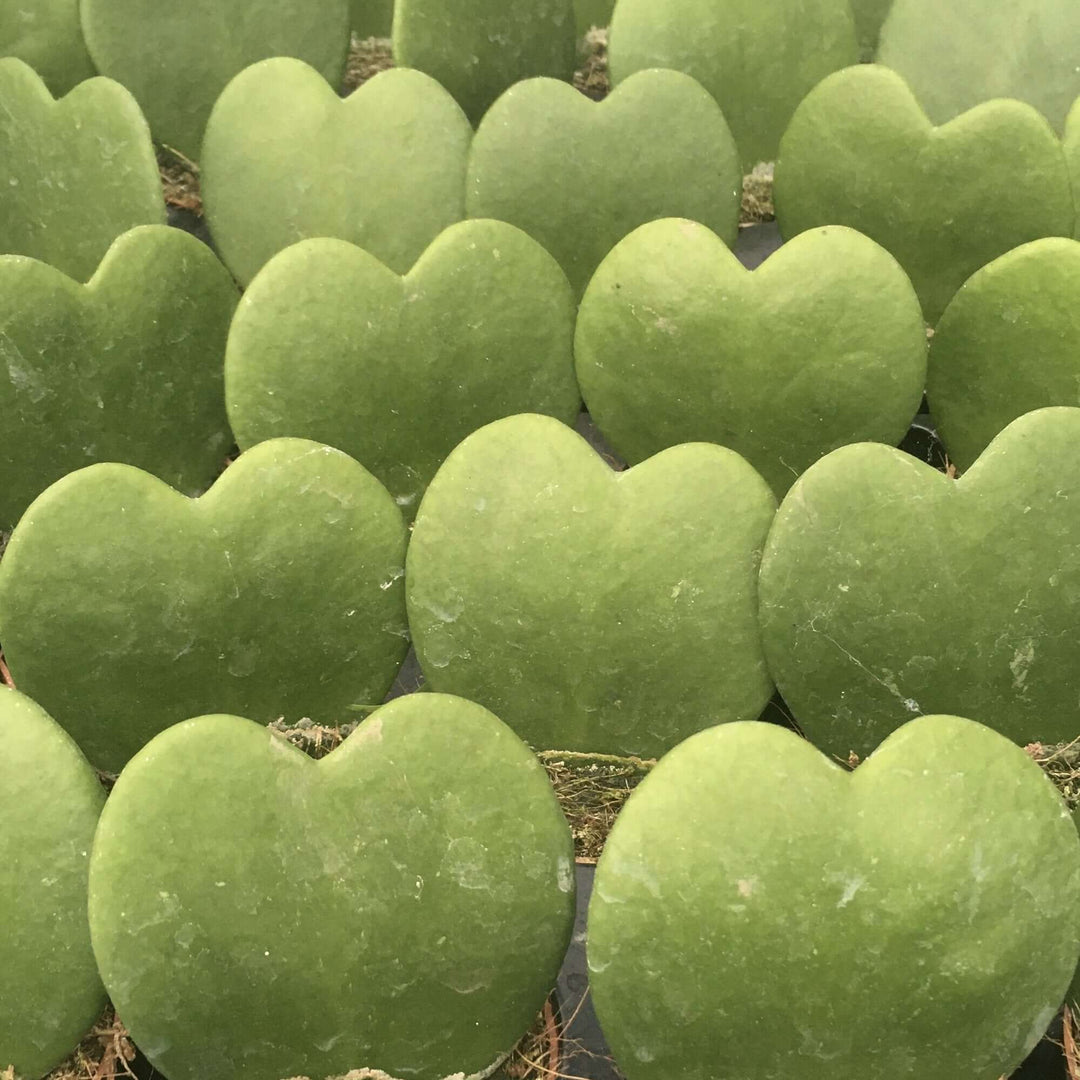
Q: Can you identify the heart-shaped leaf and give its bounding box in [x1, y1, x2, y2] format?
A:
[928, 237, 1080, 471]
[0, 225, 239, 531]
[465, 70, 741, 300]
[607, 0, 858, 168]
[0, 58, 164, 283]
[88, 694, 576, 1080]
[407, 413, 777, 758]
[588, 715, 1080, 1080]
[774, 64, 1075, 324]
[575, 220, 926, 496]
[1, 687, 106, 1080]
[201, 59, 471, 288]
[393, 0, 576, 124]
[226, 221, 580, 515]
[878, 0, 1080, 134]
[0, 438, 409, 773]
[0, 0, 95, 95]
[758, 407, 1080, 758]
[79, 0, 350, 159]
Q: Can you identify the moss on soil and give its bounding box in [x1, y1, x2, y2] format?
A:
[9, 1007, 139, 1080]
[1028, 739, 1080, 809]
[572, 28, 609, 101]
[158, 146, 202, 217]
[343, 34, 394, 94]
[741, 163, 775, 224]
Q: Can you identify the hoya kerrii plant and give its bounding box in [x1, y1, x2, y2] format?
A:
[88, 694, 576, 1080]
[0, 58, 164, 284]
[574, 219, 927, 497]
[466, 69, 742, 300]
[758, 407, 1080, 760]
[589, 715, 1080, 1079]
[0, 439, 410, 774]
[1, 688, 106, 1080]
[79, 0, 351, 159]
[774, 64, 1075, 324]
[407, 413, 777, 759]
[201, 59, 472, 287]
[0, 225, 239, 532]
[225, 220, 580, 517]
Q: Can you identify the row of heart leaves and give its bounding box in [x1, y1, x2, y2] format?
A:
[5, 52, 1080, 517]
[6, 680, 1080, 1080]
[2, 203, 1078, 548]
[18, 0, 1080, 194]
[12, 46, 1080, 321]
[1, 402, 1078, 773]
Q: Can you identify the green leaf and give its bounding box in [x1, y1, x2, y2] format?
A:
[201, 59, 471, 287]
[0, 225, 238, 531]
[407, 413, 777, 758]
[928, 237, 1080, 470]
[225, 221, 580, 516]
[393, 0, 576, 124]
[575, 220, 926, 496]
[0, 58, 164, 283]
[589, 715, 1080, 1079]
[0, 687, 106, 1080]
[758, 407, 1080, 757]
[775, 64, 1074, 323]
[88, 695, 575, 1080]
[466, 70, 741, 300]
[607, 0, 858, 168]
[0, 439, 409, 772]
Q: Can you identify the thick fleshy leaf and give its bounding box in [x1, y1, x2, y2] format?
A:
[0, 0, 95, 95]
[407, 413, 777, 758]
[758, 407, 1080, 757]
[928, 238, 1080, 471]
[88, 695, 576, 1080]
[589, 715, 1080, 1080]
[393, 0, 576, 124]
[201, 59, 471, 287]
[774, 64, 1074, 323]
[0, 439, 409, 772]
[350, 0, 393, 36]
[575, 220, 926, 496]
[466, 70, 741, 300]
[226, 221, 579, 515]
[851, 0, 894, 58]
[1, 687, 106, 1080]
[878, 0, 1080, 133]
[0, 58, 164, 282]
[0, 225, 238, 530]
[607, 0, 858, 168]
